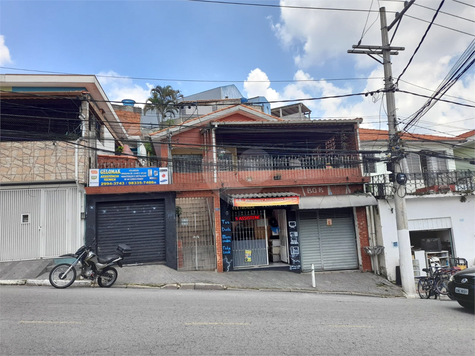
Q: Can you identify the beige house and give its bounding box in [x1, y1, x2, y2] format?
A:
[0, 74, 127, 261]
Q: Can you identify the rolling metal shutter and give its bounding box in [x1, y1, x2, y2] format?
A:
[300, 208, 358, 272]
[96, 200, 166, 264]
[299, 211, 323, 271]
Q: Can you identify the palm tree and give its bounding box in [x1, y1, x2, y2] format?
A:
[143, 85, 183, 126]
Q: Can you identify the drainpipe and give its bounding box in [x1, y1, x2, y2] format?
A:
[369, 206, 380, 275]
[212, 123, 218, 183]
[366, 206, 380, 275]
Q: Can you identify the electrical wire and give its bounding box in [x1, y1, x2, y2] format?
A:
[0, 66, 384, 85]
[396, 0, 446, 86]
[186, 0, 386, 13]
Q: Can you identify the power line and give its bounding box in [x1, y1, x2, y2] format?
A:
[186, 0, 386, 13]
[396, 89, 475, 109]
[0, 66, 383, 85]
[396, 0, 446, 86]
[401, 39, 475, 131]
[413, 2, 475, 23]
[453, 0, 475, 9]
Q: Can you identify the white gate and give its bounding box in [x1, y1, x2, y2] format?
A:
[0, 186, 82, 261]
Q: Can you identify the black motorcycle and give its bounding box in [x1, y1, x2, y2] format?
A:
[49, 243, 131, 289]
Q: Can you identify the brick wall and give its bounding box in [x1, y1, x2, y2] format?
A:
[355, 206, 372, 271]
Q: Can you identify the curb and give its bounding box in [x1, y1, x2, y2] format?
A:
[0, 279, 404, 298]
[0, 280, 26, 285]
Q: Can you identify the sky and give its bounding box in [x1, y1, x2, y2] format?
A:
[0, 0, 474, 136]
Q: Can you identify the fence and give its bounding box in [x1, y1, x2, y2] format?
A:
[366, 170, 474, 198]
[172, 153, 362, 184]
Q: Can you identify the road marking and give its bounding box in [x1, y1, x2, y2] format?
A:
[185, 322, 250, 326]
[328, 325, 373, 328]
[20, 321, 82, 324]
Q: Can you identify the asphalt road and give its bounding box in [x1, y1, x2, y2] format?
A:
[0, 286, 473, 356]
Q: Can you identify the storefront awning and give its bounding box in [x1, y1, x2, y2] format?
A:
[299, 194, 377, 209]
[228, 192, 300, 207]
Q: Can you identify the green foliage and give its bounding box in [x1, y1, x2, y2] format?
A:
[144, 85, 183, 123]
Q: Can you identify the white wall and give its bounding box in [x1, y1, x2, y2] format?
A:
[377, 193, 475, 281]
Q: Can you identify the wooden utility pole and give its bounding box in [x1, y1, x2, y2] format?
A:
[348, 1, 417, 296]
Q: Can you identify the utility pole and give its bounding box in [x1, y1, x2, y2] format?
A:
[348, 1, 416, 296]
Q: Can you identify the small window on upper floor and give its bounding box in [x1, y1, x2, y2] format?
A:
[363, 153, 377, 174]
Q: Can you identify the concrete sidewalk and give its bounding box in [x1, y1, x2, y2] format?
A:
[0, 259, 405, 298]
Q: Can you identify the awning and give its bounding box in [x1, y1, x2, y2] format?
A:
[227, 192, 300, 207]
[299, 194, 377, 210]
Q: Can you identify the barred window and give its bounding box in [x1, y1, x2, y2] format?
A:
[173, 154, 203, 173]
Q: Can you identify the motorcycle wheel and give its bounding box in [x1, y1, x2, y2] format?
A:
[49, 263, 77, 289]
[97, 267, 118, 288]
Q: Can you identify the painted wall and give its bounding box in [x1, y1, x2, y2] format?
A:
[377, 194, 475, 281]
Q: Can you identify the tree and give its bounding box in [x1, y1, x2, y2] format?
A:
[143, 85, 183, 126]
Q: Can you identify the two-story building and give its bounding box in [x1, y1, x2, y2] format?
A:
[359, 128, 475, 281]
[87, 99, 378, 274]
[0, 74, 128, 262]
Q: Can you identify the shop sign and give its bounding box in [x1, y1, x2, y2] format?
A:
[235, 215, 260, 221]
[89, 168, 168, 187]
[233, 196, 299, 207]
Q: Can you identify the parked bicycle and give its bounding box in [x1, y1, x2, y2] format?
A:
[417, 266, 460, 299]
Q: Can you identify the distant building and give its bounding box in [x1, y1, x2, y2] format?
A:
[271, 103, 311, 120]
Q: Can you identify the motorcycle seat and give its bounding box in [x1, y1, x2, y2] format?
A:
[97, 254, 121, 264]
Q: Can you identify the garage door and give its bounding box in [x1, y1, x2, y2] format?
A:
[299, 208, 358, 272]
[96, 200, 166, 264]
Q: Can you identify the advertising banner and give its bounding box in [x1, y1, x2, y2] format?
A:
[89, 168, 168, 187]
[233, 196, 299, 207]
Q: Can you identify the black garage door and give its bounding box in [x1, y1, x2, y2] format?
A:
[96, 200, 166, 264]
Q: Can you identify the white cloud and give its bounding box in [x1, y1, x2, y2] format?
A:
[243, 68, 282, 106]
[264, 0, 475, 135]
[96, 70, 153, 108]
[0, 35, 12, 65]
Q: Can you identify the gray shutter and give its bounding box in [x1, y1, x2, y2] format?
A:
[299, 211, 322, 272]
[318, 209, 358, 270]
[299, 209, 358, 272]
[96, 200, 166, 264]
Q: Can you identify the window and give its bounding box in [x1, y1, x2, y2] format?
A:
[403, 153, 422, 175]
[363, 153, 377, 174]
[421, 151, 448, 172]
[173, 154, 203, 173]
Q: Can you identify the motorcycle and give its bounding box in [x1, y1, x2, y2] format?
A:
[49, 243, 131, 289]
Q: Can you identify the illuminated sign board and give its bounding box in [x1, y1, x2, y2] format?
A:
[235, 215, 260, 221]
[233, 196, 299, 207]
[89, 168, 168, 187]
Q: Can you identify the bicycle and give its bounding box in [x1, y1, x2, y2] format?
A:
[417, 266, 460, 299]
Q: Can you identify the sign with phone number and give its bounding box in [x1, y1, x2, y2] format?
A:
[89, 168, 168, 187]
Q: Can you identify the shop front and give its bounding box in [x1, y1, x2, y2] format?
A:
[220, 194, 301, 272]
[220, 192, 376, 273]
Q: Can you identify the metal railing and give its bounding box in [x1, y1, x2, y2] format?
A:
[366, 170, 474, 198]
[172, 153, 363, 184]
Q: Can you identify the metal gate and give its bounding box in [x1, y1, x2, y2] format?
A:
[96, 200, 166, 264]
[232, 209, 268, 268]
[299, 208, 358, 272]
[176, 197, 216, 271]
[0, 186, 81, 261]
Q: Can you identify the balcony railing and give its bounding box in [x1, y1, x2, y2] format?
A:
[171, 154, 363, 185]
[366, 170, 474, 198]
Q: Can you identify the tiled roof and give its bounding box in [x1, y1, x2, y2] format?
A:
[359, 128, 463, 142]
[457, 129, 475, 139]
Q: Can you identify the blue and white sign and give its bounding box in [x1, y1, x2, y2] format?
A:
[89, 168, 168, 187]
